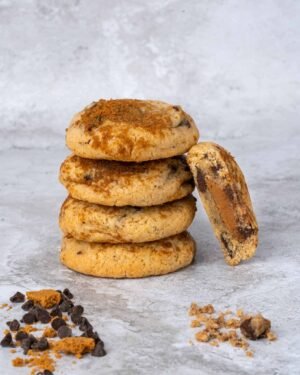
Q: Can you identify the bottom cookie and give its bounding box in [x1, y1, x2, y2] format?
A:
[60, 232, 196, 278]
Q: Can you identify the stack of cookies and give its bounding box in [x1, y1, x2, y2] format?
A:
[58, 99, 199, 278]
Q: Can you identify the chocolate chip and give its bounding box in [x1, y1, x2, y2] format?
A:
[172, 105, 180, 111]
[10, 291, 25, 303]
[59, 299, 74, 313]
[196, 168, 207, 193]
[57, 325, 72, 338]
[21, 334, 37, 354]
[238, 226, 256, 239]
[6, 319, 20, 331]
[91, 341, 106, 357]
[79, 317, 93, 332]
[81, 328, 99, 341]
[51, 317, 67, 331]
[22, 312, 37, 325]
[50, 305, 62, 318]
[36, 308, 51, 324]
[211, 164, 222, 175]
[15, 331, 28, 341]
[1, 332, 14, 347]
[176, 119, 191, 128]
[21, 300, 34, 311]
[37, 371, 53, 375]
[62, 288, 73, 299]
[71, 305, 84, 316]
[84, 174, 92, 181]
[71, 312, 81, 324]
[224, 185, 234, 201]
[32, 337, 49, 351]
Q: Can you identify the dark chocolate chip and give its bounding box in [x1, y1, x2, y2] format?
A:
[175, 119, 191, 128]
[224, 185, 234, 201]
[59, 299, 74, 313]
[71, 312, 82, 325]
[15, 331, 28, 341]
[71, 305, 84, 316]
[211, 163, 222, 175]
[37, 371, 53, 375]
[81, 328, 99, 341]
[21, 300, 34, 311]
[91, 341, 106, 357]
[62, 288, 73, 299]
[238, 226, 256, 239]
[50, 305, 62, 318]
[21, 334, 37, 354]
[79, 317, 93, 332]
[196, 168, 207, 193]
[84, 174, 92, 181]
[36, 308, 51, 324]
[1, 332, 14, 347]
[6, 319, 20, 331]
[51, 317, 67, 331]
[10, 291, 25, 303]
[31, 337, 49, 351]
[22, 312, 37, 325]
[172, 105, 180, 111]
[57, 325, 72, 338]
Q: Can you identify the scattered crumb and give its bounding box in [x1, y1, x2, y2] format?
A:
[189, 303, 276, 357]
[23, 325, 38, 334]
[12, 357, 25, 367]
[51, 337, 95, 356]
[10, 349, 16, 353]
[267, 331, 277, 341]
[26, 289, 61, 308]
[43, 327, 57, 338]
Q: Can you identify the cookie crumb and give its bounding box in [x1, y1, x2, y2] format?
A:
[240, 314, 271, 340]
[26, 290, 61, 309]
[189, 303, 276, 357]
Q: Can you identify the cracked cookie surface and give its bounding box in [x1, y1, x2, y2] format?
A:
[66, 99, 199, 162]
[187, 142, 258, 265]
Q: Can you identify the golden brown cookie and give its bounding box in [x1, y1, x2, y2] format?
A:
[59, 195, 196, 243]
[60, 232, 196, 278]
[66, 99, 199, 162]
[59, 155, 194, 206]
[187, 142, 258, 265]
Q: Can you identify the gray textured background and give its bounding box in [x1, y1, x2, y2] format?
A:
[1, 0, 299, 148]
[0, 1, 300, 374]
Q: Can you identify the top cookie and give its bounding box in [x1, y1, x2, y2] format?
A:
[187, 142, 258, 266]
[66, 99, 199, 162]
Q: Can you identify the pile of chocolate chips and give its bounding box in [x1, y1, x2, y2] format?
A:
[1, 289, 106, 374]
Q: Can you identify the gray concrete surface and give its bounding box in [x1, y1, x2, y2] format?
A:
[0, 1, 299, 374]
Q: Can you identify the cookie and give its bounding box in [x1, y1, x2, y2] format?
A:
[65, 99, 199, 162]
[59, 155, 194, 207]
[60, 232, 196, 278]
[187, 142, 258, 266]
[59, 195, 196, 243]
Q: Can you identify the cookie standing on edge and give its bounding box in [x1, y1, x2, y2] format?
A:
[60, 232, 196, 278]
[59, 195, 196, 243]
[187, 142, 258, 266]
[59, 155, 194, 207]
[66, 99, 199, 162]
